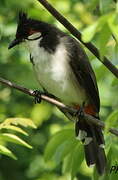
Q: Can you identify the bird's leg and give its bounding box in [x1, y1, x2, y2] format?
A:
[74, 102, 85, 122]
[74, 103, 85, 138]
[33, 90, 42, 104]
[33, 90, 55, 104]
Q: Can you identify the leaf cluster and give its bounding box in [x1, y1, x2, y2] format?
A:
[0, 117, 36, 160]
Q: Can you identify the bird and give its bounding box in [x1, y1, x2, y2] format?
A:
[8, 12, 106, 175]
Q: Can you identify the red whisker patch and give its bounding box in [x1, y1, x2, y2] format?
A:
[29, 29, 39, 35]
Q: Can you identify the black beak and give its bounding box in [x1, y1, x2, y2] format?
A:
[8, 39, 22, 49]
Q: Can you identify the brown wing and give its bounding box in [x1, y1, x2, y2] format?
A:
[66, 36, 100, 113]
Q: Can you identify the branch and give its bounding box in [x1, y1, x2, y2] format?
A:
[0, 77, 118, 136]
[37, 0, 118, 78]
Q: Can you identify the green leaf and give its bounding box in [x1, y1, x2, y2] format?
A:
[93, 167, 110, 180]
[108, 13, 118, 42]
[98, 23, 111, 59]
[99, 0, 113, 14]
[0, 133, 32, 149]
[92, 167, 99, 180]
[105, 109, 118, 129]
[82, 22, 98, 42]
[62, 142, 84, 179]
[82, 13, 113, 43]
[71, 143, 84, 180]
[1, 125, 28, 136]
[112, 44, 118, 65]
[53, 138, 78, 164]
[88, 0, 99, 12]
[0, 145, 17, 160]
[98, 13, 113, 26]
[3, 118, 36, 129]
[62, 153, 73, 173]
[108, 144, 118, 163]
[104, 144, 118, 180]
[44, 129, 74, 161]
[112, 78, 118, 86]
[109, 170, 118, 180]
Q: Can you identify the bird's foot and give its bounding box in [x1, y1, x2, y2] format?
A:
[33, 90, 43, 104]
[74, 103, 85, 122]
[33, 90, 55, 104]
[75, 107, 84, 121]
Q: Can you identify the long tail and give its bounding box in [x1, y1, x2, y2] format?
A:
[75, 117, 107, 175]
[58, 107, 106, 174]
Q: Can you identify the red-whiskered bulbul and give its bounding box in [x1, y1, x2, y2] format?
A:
[8, 12, 106, 175]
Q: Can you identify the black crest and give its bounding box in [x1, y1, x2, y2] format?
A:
[19, 11, 28, 23]
[16, 12, 30, 39]
[15, 11, 64, 47]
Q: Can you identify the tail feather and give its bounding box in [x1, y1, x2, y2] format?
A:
[96, 147, 106, 175]
[58, 107, 107, 174]
[94, 126, 105, 146]
[75, 118, 106, 175]
[84, 141, 96, 166]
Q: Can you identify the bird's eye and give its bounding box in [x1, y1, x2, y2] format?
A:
[26, 32, 42, 41]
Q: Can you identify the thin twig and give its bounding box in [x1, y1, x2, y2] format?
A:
[37, 0, 118, 78]
[0, 77, 118, 136]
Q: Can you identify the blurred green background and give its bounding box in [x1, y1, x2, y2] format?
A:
[0, 0, 118, 180]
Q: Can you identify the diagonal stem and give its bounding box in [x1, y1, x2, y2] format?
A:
[37, 0, 118, 78]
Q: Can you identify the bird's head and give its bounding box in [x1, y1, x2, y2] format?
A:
[8, 12, 53, 49]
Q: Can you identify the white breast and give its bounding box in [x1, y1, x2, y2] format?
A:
[26, 37, 86, 105]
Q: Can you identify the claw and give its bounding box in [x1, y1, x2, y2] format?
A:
[33, 90, 55, 104]
[74, 102, 85, 122]
[75, 107, 84, 121]
[33, 90, 42, 104]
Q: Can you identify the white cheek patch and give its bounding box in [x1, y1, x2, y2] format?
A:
[28, 32, 42, 40]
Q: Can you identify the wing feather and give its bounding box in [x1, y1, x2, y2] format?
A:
[65, 36, 100, 113]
